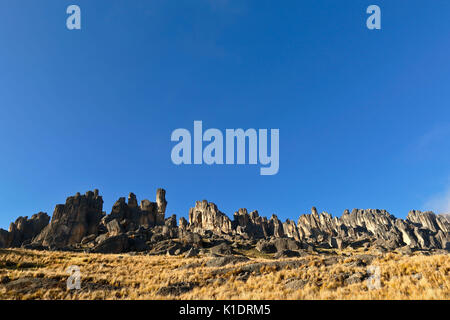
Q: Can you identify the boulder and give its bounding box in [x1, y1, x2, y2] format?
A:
[106, 219, 123, 236]
[256, 240, 277, 253]
[128, 236, 149, 252]
[273, 238, 301, 252]
[156, 281, 196, 297]
[285, 278, 307, 290]
[205, 255, 249, 267]
[92, 234, 130, 254]
[81, 234, 97, 244]
[179, 231, 203, 248]
[345, 272, 366, 285]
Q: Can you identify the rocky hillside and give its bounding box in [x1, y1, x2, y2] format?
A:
[0, 189, 448, 256]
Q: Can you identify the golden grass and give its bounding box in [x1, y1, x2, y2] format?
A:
[0, 248, 448, 300]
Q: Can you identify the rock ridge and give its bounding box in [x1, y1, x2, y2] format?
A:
[0, 189, 448, 254]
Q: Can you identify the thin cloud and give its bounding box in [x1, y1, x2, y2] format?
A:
[415, 123, 450, 153]
[423, 185, 450, 214]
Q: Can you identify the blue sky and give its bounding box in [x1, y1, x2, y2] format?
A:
[1, 0, 449, 229]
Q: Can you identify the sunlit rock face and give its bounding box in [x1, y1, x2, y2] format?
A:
[33, 190, 104, 248]
[0, 188, 448, 253]
[188, 200, 233, 235]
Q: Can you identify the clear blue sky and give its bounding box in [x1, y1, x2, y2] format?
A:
[1, 0, 449, 229]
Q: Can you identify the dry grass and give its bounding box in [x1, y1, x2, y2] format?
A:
[0, 248, 448, 300]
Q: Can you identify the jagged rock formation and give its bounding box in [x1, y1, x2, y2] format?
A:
[0, 212, 50, 248]
[233, 209, 269, 238]
[408, 210, 449, 233]
[1, 188, 449, 255]
[32, 190, 104, 249]
[101, 189, 167, 234]
[188, 200, 233, 235]
[0, 229, 8, 248]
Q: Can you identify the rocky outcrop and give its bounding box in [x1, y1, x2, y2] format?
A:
[292, 208, 449, 251]
[102, 189, 167, 234]
[233, 209, 269, 238]
[0, 212, 50, 248]
[0, 228, 10, 248]
[283, 219, 301, 241]
[1, 188, 449, 254]
[188, 200, 233, 235]
[408, 210, 450, 233]
[32, 190, 104, 249]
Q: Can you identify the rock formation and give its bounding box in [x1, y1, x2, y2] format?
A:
[101, 189, 167, 234]
[188, 200, 233, 235]
[0, 188, 448, 255]
[32, 190, 104, 249]
[0, 212, 49, 248]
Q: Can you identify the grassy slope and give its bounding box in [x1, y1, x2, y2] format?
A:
[0, 248, 448, 300]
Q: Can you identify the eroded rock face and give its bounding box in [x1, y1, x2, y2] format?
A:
[408, 210, 450, 233]
[0, 212, 50, 248]
[292, 208, 449, 251]
[0, 228, 10, 248]
[283, 219, 301, 241]
[102, 189, 167, 233]
[32, 190, 104, 249]
[165, 214, 177, 228]
[233, 209, 269, 238]
[188, 200, 233, 235]
[2, 187, 449, 253]
[156, 189, 167, 226]
[256, 240, 276, 253]
[92, 234, 129, 254]
[270, 215, 284, 238]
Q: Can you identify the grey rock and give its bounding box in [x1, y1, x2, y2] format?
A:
[274, 250, 303, 259]
[345, 272, 366, 285]
[106, 219, 123, 236]
[81, 234, 96, 244]
[285, 278, 307, 290]
[328, 237, 345, 249]
[256, 240, 277, 253]
[273, 238, 301, 252]
[33, 191, 103, 249]
[210, 242, 234, 255]
[156, 281, 196, 297]
[206, 255, 249, 267]
[92, 234, 129, 254]
[188, 200, 233, 235]
[1, 212, 50, 248]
